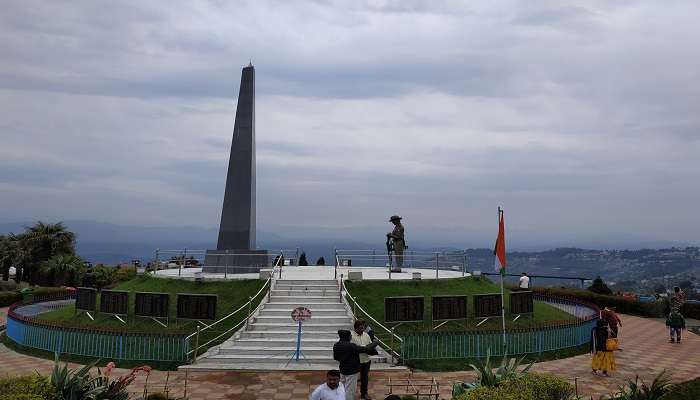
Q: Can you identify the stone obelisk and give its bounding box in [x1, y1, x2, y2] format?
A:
[204, 64, 266, 272]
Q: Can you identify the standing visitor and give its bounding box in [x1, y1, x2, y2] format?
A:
[310, 370, 345, 400]
[591, 319, 616, 377]
[387, 215, 405, 272]
[600, 306, 622, 338]
[333, 330, 379, 400]
[671, 286, 687, 312]
[351, 320, 374, 400]
[666, 310, 686, 343]
[519, 272, 530, 290]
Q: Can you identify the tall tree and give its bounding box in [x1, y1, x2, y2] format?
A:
[42, 254, 85, 286]
[21, 222, 76, 285]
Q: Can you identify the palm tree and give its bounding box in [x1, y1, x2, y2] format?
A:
[21, 222, 76, 285]
[42, 254, 85, 286]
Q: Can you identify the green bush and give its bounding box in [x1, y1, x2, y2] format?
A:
[531, 287, 667, 317]
[114, 266, 137, 283]
[453, 373, 574, 400]
[0, 375, 58, 400]
[0, 291, 20, 306]
[146, 394, 169, 400]
[0, 280, 17, 291]
[659, 378, 700, 400]
[680, 303, 700, 320]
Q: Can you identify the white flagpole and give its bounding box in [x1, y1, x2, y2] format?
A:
[498, 207, 507, 357]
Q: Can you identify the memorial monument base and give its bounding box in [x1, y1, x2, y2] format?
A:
[203, 249, 269, 273]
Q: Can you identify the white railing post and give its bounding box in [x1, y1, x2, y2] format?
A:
[435, 252, 439, 279]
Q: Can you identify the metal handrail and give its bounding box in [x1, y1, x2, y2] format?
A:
[340, 278, 404, 363]
[186, 252, 284, 357]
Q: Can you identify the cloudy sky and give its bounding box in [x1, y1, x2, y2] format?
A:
[1, 1, 699, 248]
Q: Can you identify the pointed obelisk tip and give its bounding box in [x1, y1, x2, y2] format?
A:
[248, 59, 253, 67]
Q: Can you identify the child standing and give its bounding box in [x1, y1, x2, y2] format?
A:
[666, 310, 686, 343]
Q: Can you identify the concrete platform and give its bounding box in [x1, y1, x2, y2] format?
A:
[155, 265, 470, 280]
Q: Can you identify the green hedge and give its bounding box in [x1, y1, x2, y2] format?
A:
[0, 375, 58, 400]
[660, 378, 700, 400]
[0, 291, 20, 307]
[680, 303, 700, 321]
[531, 287, 666, 317]
[453, 373, 574, 400]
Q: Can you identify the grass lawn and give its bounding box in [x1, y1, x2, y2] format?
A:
[34, 276, 266, 360]
[345, 276, 576, 334]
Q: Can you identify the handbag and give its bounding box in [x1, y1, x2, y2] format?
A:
[606, 338, 619, 351]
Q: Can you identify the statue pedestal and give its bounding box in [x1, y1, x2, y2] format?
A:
[203, 249, 268, 274]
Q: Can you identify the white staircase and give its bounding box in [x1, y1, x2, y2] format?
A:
[182, 279, 392, 370]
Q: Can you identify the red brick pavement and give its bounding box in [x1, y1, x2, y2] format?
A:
[1, 312, 699, 399]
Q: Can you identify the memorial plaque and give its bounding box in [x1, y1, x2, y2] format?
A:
[100, 290, 129, 315]
[134, 292, 170, 318]
[177, 294, 217, 320]
[75, 287, 97, 312]
[474, 294, 502, 318]
[432, 296, 467, 321]
[510, 291, 534, 315]
[384, 296, 424, 322]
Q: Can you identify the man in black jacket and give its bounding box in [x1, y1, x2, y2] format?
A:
[333, 329, 379, 400]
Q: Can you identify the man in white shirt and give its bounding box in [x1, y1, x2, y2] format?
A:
[309, 370, 345, 400]
[519, 272, 530, 290]
[350, 320, 374, 400]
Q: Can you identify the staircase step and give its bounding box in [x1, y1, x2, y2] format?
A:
[199, 354, 337, 363]
[259, 309, 349, 317]
[255, 316, 351, 325]
[233, 338, 336, 347]
[274, 284, 339, 291]
[269, 296, 338, 303]
[218, 346, 333, 357]
[270, 289, 340, 297]
[275, 280, 338, 286]
[240, 330, 340, 339]
[250, 323, 349, 332]
[266, 302, 345, 310]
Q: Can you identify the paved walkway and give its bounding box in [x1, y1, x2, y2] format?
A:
[155, 265, 468, 281]
[1, 312, 699, 399]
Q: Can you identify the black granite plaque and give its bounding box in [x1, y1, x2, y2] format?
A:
[432, 296, 467, 321]
[134, 292, 169, 318]
[474, 294, 502, 318]
[100, 290, 129, 315]
[384, 296, 424, 322]
[176, 294, 217, 320]
[75, 287, 97, 312]
[510, 291, 534, 314]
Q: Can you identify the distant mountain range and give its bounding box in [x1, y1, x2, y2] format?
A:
[1, 220, 696, 265]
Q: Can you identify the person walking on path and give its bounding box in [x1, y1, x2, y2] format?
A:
[591, 319, 616, 377]
[386, 215, 405, 272]
[519, 272, 530, 290]
[333, 329, 379, 400]
[351, 320, 374, 400]
[309, 370, 345, 400]
[666, 310, 686, 343]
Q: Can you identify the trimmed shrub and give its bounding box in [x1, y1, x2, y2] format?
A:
[531, 287, 667, 317]
[0, 375, 58, 400]
[680, 302, 700, 320]
[454, 373, 574, 400]
[114, 266, 137, 283]
[0, 291, 20, 306]
[659, 378, 700, 400]
[146, 393, 169, 400]
[0, 280, 17, 291]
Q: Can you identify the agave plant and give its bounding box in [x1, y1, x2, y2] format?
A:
[606, 370, 672, 400]
[451, 349, 535, 396]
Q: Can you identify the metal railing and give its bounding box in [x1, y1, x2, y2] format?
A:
[187, 254, 285, 361]
[480, 272, 592, 289]
[6, 291, 189, 362]
[335, 249, 468, 280]
[153, 248, 300, 277]
[340, 277, 404, 364]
